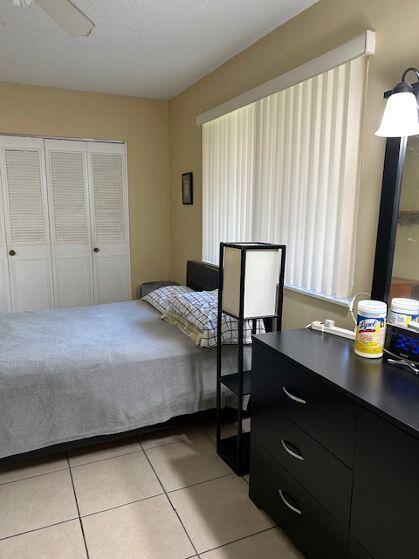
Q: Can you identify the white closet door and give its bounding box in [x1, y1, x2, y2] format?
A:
[0, 136, 53, 312]
[87, 142, 130, 304]
[0, 171, 11, 312]
[45, 140, 93, 308]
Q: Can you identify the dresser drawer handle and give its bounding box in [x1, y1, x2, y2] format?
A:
[282, 386, 307, 405]
[281, 438, 305, 461]
[278, 489, 302, 516]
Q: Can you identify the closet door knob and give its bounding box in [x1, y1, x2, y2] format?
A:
[93, 247, 100, 253]
[9, 250, 16, 256]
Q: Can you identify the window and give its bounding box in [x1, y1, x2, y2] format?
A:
[202, 55, 367, 303]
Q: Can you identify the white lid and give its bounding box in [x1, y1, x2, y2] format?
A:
[358, 300, 387, 315]
[391, 298, 419, 313]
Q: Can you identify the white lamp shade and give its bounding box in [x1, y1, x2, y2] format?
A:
[375, 91, 419, 137]
[222, 246, 280, 319]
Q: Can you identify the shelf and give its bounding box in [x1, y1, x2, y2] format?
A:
[217, 432, 250, 476]
[221, 370, 251, 395]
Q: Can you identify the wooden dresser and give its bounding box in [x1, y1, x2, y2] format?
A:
[249, 329, 419, 559]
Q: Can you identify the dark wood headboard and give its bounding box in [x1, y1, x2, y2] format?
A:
[186, 261, 219, 291]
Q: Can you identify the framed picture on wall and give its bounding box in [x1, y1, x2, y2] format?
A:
[182, 172, 193, 205]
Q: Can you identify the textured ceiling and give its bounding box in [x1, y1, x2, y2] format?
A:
[0, 0, 317, 100]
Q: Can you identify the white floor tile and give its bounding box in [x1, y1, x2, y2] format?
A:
[0, 469, 78, 539]
[71, 450, 162, 516]
[169, 475, 274, 553]
[146, 435, 231, 491]
[0, 454, 67, 484]
[140, 424, 204, 450]
[68, 437, 141, 467]
[200, 527, 303, 558]
[0, 520, 86, 559]
[82, 494, 195, 559]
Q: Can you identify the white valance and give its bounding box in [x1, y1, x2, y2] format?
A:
[196, 31, 375, 127]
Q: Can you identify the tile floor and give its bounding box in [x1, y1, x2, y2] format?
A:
[0, 420, 303, 558]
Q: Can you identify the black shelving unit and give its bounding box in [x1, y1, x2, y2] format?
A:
[216, 242, 286, 475]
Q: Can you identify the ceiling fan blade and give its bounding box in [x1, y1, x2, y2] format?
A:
[35, 0, 94, 37]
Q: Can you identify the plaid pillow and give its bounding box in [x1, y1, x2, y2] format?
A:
[165, 289, 265, 348]
[142, 285, 193, 315]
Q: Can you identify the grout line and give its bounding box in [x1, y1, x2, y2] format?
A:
[138, 435, 200, 558]
[0, 463, 69, 486]
[61, 473, 234, 522]
[0, 425, 257, 556]
[198, 526, 278, 556]
[76, 432, 231, 517]
[80, 491, 165, 519]
[140, 430, 206, 451]
[166, 489, 200, 556]
[65, 452, 90, 559]
[166, 473, 234, 494]
[69, 447, 143, 469]
[202, 429, 216, 446]
[0, 517, 79, 542]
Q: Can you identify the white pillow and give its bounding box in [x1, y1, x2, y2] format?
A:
[165, 289, 265, 348]
[142, 285, 192, 315]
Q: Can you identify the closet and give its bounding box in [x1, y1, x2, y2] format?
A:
[0, 135, 130, 313]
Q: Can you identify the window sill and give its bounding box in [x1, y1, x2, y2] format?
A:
[285, 285, 351, 309]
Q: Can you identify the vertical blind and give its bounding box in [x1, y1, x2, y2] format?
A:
[202, 55, 367, 301]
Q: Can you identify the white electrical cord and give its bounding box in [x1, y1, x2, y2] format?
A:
[305, 291, 370, 335]
[348, 292, 371, 327]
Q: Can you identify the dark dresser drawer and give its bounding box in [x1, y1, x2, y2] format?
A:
[349, 539, 372, 559]
[355, 407, 419, 523]
[250, 440, 348, 559]
[253, 343, 356, 466]
[252, 405, 352, 528]
[350, 476, 419, 559]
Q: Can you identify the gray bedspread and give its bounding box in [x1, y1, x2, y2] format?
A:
[0, 300, 244, 459]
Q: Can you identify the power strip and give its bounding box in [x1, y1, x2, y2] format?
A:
[310, 320, 355, 340]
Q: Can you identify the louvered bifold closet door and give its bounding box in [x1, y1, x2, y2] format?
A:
[0, 154, 11, 312]
[87, 142, 130, 304]
[45, 140, 93, 308]
[0, 136, 53, 312]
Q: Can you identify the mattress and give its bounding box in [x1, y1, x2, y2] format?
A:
[0, 300, 245, 459]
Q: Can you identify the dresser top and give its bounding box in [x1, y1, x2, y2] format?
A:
[253, 329, 419, 438]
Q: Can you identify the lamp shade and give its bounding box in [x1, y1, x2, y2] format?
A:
[221, 243, 282, 319]
[375, 91, 419, 137]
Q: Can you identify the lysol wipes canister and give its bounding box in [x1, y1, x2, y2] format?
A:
[354, 300, 387, 358]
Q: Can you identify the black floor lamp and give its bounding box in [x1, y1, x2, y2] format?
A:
[216, 241, 286, 475]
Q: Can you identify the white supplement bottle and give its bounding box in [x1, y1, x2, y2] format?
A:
[388, 298, 419, 327]
[354, 300, 387, 358]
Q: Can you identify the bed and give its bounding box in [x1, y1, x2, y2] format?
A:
[0, 261, 244, 461]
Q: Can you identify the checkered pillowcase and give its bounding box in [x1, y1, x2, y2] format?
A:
[166, 289, 265, 348]
[142, 285, 193, 314]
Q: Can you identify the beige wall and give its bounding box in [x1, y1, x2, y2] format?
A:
[168, 0, 419, 329]
[0, 82, 170, 296]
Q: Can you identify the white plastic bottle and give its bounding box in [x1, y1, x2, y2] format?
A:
[354, 300, 387, 358]
[388, 298, 419, 327]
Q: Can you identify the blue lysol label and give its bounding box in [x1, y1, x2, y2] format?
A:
[357, 315, 385, 332]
